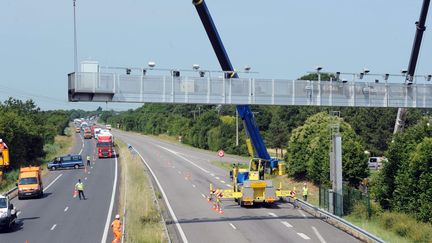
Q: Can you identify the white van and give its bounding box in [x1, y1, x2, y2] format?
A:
[368, 157, 385, 169]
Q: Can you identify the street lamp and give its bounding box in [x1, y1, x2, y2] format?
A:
[148, 61, 156, 69]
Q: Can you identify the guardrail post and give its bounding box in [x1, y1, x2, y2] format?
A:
[271, 79, 275, 105]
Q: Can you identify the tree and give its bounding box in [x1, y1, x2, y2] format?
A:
[266, 112, 288, 157]
[287, 112, 368, 186]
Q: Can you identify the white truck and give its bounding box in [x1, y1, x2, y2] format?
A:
[0, 195, 17, 231]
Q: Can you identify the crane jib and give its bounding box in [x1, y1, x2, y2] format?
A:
[193, 0, 272, 161]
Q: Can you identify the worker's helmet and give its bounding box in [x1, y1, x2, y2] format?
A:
[0, 139, 3, 143]
[115, 214, 120, 219]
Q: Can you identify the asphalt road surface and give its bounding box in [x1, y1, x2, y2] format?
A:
[114, 130, 361, 243]
[0, 133, 118, 243]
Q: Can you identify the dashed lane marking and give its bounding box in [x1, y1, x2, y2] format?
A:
[192, 184, 196, 188]
[312, 226, 327, 243]
[220, 180, 225, 183]
[215, 176, 220, 180]
[226, 184, 232, 187]
[201, 193, 206, 198]
[229, 223, 237, 230]
[85, 177, 87, 180]
[297, 233, 311, 240]
[281, 221, 293, 228]
[268, 212, 278, 218]
[64, 207, 69, 212]
[178, 171, 181, 174]
[16, 211, 21, 216]
[210, 173, 215, 176]
[50, 224, 57, 231]
[44, 174, 63, 192]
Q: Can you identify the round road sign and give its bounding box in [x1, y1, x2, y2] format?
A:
[218, 150, 225, 157]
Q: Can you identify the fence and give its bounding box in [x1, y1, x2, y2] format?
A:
[319, 184, 371, 218]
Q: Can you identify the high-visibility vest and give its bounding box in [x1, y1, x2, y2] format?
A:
[111, 219, 122, 232]
[303, 187, 308, 196]
[75, 182, 84, 191]
[86, 156, 90, 160]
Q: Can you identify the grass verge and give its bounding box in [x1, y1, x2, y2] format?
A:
[116, 140, 167, 243]
[344, 203, 432, 243]
[0, 129, 74, 193]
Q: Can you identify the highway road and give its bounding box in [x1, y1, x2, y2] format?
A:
[0, 132, 118, 243]
[114, 130, 361, 243]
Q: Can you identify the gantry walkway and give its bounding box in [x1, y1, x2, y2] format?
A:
[68, 72, 432, 108]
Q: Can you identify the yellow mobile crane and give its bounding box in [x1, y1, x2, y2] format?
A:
[217, 159, 290, 207]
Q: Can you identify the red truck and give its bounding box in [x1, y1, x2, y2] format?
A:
[97, 134, 114, 158]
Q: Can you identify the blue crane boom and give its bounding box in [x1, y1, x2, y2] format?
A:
[192, 0, 274, 164]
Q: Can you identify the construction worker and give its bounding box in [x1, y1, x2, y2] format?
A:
[302, 183, 309, 202]
[111, 214, 122, 243]
[86, 155, 91, 167]
[216, 190, 223, 214]
[75, 179, 86, 200]
[0, 139, 8, 152]
[290, 187, 298, 208]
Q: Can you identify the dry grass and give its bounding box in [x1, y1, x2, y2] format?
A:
[117, 141, 167, 243]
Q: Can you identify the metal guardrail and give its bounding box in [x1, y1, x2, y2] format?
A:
[2, 187, 17, 197]
[296, 199, 384, 243]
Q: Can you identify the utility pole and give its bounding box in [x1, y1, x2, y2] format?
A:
[394, 0, 430, 134]
[73, 0, 78, 74]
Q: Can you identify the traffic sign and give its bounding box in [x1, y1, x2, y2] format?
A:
[218, 150, 224, 157]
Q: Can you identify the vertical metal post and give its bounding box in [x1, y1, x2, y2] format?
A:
[271, 79, 275, 105]
[318, 72, 321, 105]
[207, 73, 210, 103]
[185, 77, 189, 103]
[73, 0, 78, 74]
[292, 79, 295, 105]
[163, 76, 166, 102]
[223, 75, 226, 104]
[171, 75, 175, 102]
[352, 74, 356, 107]
[329, 77, 333, 106]
[140, 75, 143, 102]
[236, 109, 239, 146]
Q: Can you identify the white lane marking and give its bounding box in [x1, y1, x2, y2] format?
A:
[298, 209, 307, 218]
[132, 147, 188, 243]
[281, 221, 293, 228]
[17, 211, 21, 216]
[157, 145, 209, 173]
[226, 184, 232, 187]
[201, 193, 206, 198]
[215, 176, 220, 180]
[91, 167, 93, 169]
[44, 174, 63, 192]
[220, 180, 225, 183]
[177, 171, 181, 174]
[85, 177, 87, 180]
[50, 224, 57, 231]
[192, 184, 196, 188]
[64, 207, 69, 212]
[312, 226, 327, 243]
[268, 212, 278, 218]
[210, 173, 215, 176]
[297, 233, 311, 240]
[229, 223, 237, 230]
[100, 148, 118, 243]
[88, 171, 91, 174]
[79, 136, 84, 155]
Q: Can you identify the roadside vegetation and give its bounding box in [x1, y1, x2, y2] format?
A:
[0, 98, 74, 193]
[116, 141, 167, 243]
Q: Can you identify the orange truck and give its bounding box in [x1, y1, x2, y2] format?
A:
[17, 166, 43, 200]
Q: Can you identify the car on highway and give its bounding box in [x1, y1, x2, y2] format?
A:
[47, 154, 84, 170]
[368, 157, 385, 170]
[0, 195, 17, 231]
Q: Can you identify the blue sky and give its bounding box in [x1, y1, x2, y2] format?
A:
[0, 0, 430, 110]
